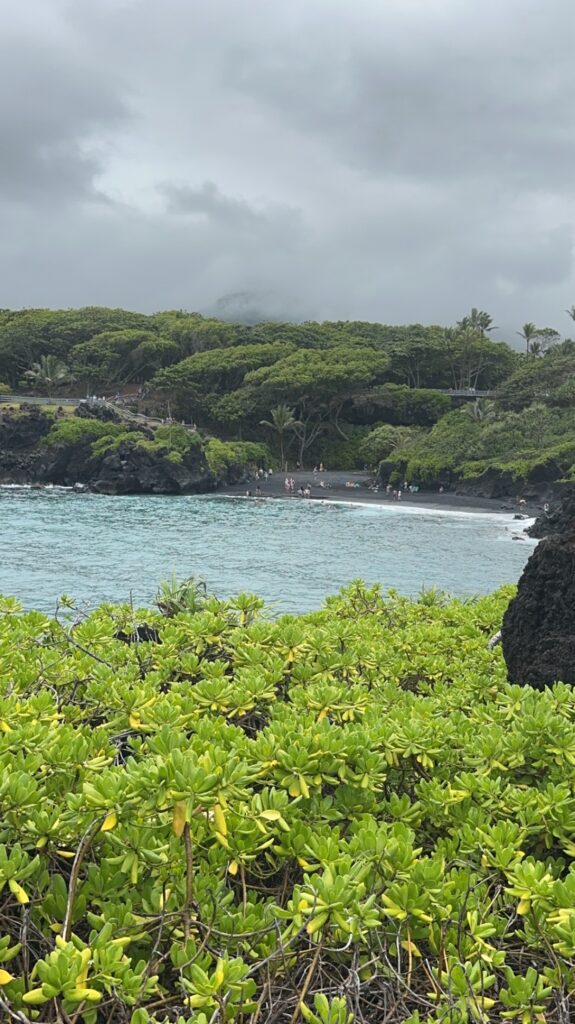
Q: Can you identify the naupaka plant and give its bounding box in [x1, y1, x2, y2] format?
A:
[0, 580, 573, 1022]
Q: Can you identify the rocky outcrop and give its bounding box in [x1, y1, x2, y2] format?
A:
[527, 490, 575, 539]
[0, 407, 55, 483]
[0, 409, 217, 494]
[76, 400, 123, 424]
[34, 437, 215, 494]
[502, 514, 575, 689]
[455, 465, 565, 502]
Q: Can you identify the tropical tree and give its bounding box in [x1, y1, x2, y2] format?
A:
[24, 355, 71, 396]
[457, 308, 497, 336]
[565, 305, 575, 322]
[516, 322, 538, 354]
[529, 340, 544, 358]
[534, 327, 561, 352]
[465, 398, 497, 422]
[259, 404, 301, 469]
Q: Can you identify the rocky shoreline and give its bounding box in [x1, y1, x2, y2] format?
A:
[0, 405, 217, 495]
[1, 406, 573, 517]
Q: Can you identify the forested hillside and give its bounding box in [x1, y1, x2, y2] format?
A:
[1, 305, 575, 494]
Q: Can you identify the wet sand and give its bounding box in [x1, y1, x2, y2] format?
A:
[220, 471, 541, 518]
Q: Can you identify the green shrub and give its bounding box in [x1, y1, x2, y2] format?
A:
[359, 424, 419, 468]
[44, 417, 125, 447]
[91, 430, 147, 457]
[205, 438, 270, 476]
[0, 582, 574, 1022]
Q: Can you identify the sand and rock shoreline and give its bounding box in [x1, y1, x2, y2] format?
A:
[220, 469, 543, 518]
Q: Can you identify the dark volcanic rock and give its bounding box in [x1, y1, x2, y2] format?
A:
[527, 491, 575, 539]
[502, 522, 575, 688]
[0, 408, 54, 483]
[0, 409, 217, 494]
[76, 401, 123, 424]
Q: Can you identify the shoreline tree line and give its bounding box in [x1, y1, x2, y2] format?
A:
[1, 305, 575, 486]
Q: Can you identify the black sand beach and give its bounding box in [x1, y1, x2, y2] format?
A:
[221, 470, 541, 517]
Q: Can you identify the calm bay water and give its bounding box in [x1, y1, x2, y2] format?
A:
[0, 489, 535, 614]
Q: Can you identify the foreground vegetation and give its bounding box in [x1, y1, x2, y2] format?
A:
[1, 582, 575, 1022]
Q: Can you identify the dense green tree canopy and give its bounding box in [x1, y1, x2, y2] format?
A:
[1, 304, 573, 477]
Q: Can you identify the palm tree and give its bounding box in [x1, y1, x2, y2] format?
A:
[565, 306, 575, 322]
[259, 404, 301, 470]
[25, 355, 71, 396]
[516, 322, 538, 354]
[457, 308, 497, 336]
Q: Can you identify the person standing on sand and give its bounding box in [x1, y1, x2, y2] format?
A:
[397, 489, 402, 500]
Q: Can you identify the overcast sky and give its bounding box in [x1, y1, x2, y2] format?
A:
[2, 0, 575, 338]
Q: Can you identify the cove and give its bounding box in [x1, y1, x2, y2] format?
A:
[0, 489, 535, 614]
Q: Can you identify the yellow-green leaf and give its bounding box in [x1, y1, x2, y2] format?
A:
[172, 801, 187, 838]
[101, 810, 117, 832]
[213, 802, 227, 837]
[8, 880, 29, 905]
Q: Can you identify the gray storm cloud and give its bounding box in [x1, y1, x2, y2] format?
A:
[1, 0, 574, 338]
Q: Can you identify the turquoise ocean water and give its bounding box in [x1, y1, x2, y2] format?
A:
[0, 488, 535, 614]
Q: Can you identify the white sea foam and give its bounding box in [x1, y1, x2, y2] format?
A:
[212, 491, 537, 528]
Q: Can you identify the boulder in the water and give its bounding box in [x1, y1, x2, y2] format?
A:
[502, 525, 575, 688]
